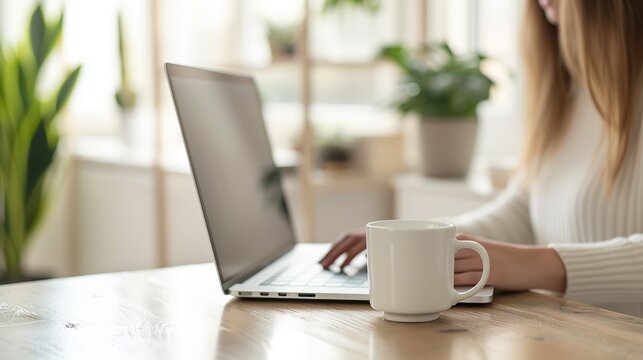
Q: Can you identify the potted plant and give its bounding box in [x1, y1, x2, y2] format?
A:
[267, 23, 297, 62]
[114, 11, 138, 145]
[317, 132, 352, 172]
[380, 43, 494, 177]
[0, 5, 81, 283]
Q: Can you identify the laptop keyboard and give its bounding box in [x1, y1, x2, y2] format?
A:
[261, 264, 368, 288]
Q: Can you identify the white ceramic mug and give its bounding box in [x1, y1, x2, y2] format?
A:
[366, 220, 490, 322]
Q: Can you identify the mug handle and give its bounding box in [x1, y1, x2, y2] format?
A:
[450, 239, 490, 303]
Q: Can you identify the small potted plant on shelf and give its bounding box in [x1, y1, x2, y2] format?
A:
[380, 43, 495, 178]
[316, 132, 353, 172]
[267, 23, 297, 62]
[115, 11, 138, 146]
[0, 5, 82, 283]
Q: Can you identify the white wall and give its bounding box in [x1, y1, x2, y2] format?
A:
[76, 162, 158, 274]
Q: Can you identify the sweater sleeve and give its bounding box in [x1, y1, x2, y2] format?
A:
[448, 181, 535, 245]
[550, 234, 643, 304]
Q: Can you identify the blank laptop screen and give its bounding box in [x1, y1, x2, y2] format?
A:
[167, 66, 295, 287]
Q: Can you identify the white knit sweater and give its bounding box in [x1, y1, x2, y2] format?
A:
[453, 87, 643, 317]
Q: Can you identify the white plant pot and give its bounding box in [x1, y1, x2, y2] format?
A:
[418, 118, 478, 178]
[120, 110, 137, 148]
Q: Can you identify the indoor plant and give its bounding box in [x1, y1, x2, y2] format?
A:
[316, 132, 352, 172]
[380, 43, 494, 177]
[0, 5, 81, 282]
[267, 23, 297, 62]
[114, 11, 138, 145]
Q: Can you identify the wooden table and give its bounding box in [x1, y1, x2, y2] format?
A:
[1, 264, 642, 359]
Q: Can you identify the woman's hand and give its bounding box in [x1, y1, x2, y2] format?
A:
[455, 233, 567, 293]
[318, 228, 366, 269]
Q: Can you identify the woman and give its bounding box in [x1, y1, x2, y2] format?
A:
[320, 0, 643, 317]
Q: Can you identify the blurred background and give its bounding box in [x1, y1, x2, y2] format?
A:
[0, 0, 524, 280]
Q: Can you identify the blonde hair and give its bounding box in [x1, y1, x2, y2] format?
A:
[520, 0, 643, 188]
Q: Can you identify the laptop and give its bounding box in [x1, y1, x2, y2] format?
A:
[165, 63, 493, 303]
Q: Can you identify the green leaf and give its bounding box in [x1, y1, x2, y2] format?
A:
[25, 122, 57, 233]
[30, 6, 64, 70]
[441, 43, 454, 57]
[3, 55, 24, 121]
[17, 58, 30, 116]
[24, 176, 45, 237]
[43, 13, 64, 65]
[380, 42, 496, 118]
[380, 45, 411, 73]
[53, 66, 82, 116]
[0, 46, 5, 101]
[30, 5, 46, 66]
[26, 121, 55, 196]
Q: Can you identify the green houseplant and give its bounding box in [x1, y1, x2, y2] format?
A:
[115, 12, 137, 112]
[380, 43, 494, 177]
[114, 12, 138, 145]
[316, 132, 352, 172]
[0, 4, 81, 282]
[267, 23, 297, 62]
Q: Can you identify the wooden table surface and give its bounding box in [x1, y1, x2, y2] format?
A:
[1, 264, 642, 359]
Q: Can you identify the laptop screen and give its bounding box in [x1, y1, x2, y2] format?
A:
[166, 65, 296, 290]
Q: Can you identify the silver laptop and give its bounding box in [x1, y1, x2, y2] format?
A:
[165, 63, 493, 303]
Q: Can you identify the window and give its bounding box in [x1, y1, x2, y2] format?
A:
[1, 0, 524, 163]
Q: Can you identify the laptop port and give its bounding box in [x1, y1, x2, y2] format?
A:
[238, 291, 252, 296]
[278, 293, 287, 297]
[260, 292, 269, 296]
[298, 293, 316, 298]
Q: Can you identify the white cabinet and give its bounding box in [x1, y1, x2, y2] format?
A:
[27, 165, 497, 277]
[311, 174, 393, 243]
[77, 162, 157, 274]
[76, 163, 216, 273]
[26, 156, 395, 276]
[164, 172, 213, 266]
[393, 174, 496, 220]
